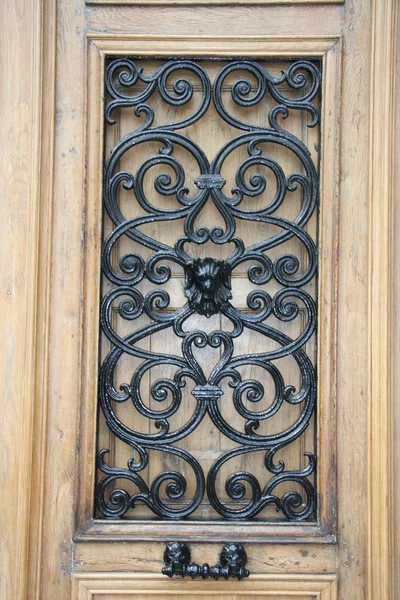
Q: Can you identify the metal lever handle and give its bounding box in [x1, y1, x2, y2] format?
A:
[162, 542, 250, 581]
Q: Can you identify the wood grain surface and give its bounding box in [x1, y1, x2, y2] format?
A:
[1, 0, 398, 598]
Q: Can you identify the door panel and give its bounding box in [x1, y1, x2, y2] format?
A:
[72, 573, 337, 599]
[94, 597, 312, 600]
[79, 34, 338, 547]
[13, 1, 396, 599]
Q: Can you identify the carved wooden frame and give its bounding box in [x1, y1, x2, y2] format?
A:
[86, 0, 345, 6]
[72, 573, 338, 599]
[86, 0, 343, 5]
[74, 34, 341, 544]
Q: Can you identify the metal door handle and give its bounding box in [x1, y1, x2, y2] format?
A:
[162, 542, 250, 580]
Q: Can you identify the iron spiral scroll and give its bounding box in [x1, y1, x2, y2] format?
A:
[95, 57, 321, 521]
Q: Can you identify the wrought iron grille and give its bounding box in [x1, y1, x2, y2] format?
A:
[95, 57, 320, 521]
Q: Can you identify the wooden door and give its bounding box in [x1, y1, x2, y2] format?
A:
[2, 1, 398, 599]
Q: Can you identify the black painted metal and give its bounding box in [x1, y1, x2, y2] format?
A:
[95, 58, 320, 521]
[184, 257, 232, 317]
[162, 542, 249, 580]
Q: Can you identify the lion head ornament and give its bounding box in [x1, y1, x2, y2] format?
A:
[163, 541, 191, 568]
[184, 257, 232, 318]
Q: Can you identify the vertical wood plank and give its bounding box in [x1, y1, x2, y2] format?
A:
[39, 0, 86, 598]
[27, 1, 58, 596]
[0, 0, 44, 598]
[368, 1, 397, 599]
[393, 6, 400, 597]
[336, 1, 370, 598]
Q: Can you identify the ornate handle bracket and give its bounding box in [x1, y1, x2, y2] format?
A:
[162, 542, 250, 581]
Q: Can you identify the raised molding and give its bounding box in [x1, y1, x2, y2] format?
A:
[76, 34, 341, 543]
[368, 0, 398, 598]
[87, 34, 341, 57]
[0, 0, 55, 598]
[86, 0, 343, 5]
[72, 573, 338, 599]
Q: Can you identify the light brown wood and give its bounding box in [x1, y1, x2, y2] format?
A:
[36, 2, 87, 599]
[367, 1, 397, 599]
[334, 2, 370, 597]
[88, 596, 313, 600]
[0, 0, 48, 598]
[73, 541, 337, 574]
[86, 6, 343, 37]
[71, 573, 338, 599]
[393, 4, 400, 598]
[27, 2, 58, 598]
[87, 34, 341, 56]
[86, 0, 343, 4]
[1, 0, 397, 598]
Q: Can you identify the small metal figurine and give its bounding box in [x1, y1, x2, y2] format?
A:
[162, 542, 250, 580]
[184, 257, 232, 317]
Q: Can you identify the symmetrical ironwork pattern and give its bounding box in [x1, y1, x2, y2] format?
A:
[162, 542, 250, 580]
[96, 58, 321, 521]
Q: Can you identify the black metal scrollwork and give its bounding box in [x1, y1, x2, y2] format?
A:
[95, 57, 320, 521]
